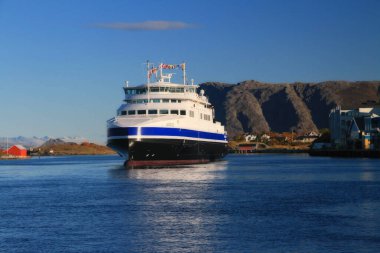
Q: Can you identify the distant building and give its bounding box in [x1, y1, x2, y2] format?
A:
[329, 105, 380, 149]
[347, 116, 380, 150]
[237, 143, 268, 153]
[260, 134, 270, 142]
[296, 136, 316, 143]
[295, 132, 321, 143]
[244, 134, 257, 142]
[306, 131, 320, 137]
[6, 145, 28, 157]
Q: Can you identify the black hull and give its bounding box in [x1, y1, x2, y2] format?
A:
[107, 138, 228, 165]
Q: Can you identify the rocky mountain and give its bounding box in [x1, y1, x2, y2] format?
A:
[200, 81, 380, 138]
[40, 138, 66, 147]
[37, 140, 115, 156]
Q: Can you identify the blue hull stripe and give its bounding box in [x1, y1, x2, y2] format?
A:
[108, 127, 227, 141]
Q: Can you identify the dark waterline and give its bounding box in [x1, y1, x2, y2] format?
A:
[0, 154, 380, 252]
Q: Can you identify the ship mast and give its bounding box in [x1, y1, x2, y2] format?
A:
[182, 62, 186, 85]
[146, 60, 150, 103]
[159, 63, 163, 81]
[146, 60, 150, 85]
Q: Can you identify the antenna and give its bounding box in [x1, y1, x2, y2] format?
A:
[182, 62, 186, 85]
[159, 63, 163, 82]
[146, 60, 150, 103]
[146, 60, 150, 84]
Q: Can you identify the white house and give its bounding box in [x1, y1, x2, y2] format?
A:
[245, 134, 257, 142]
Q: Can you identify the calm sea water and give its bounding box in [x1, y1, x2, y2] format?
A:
[0, 154, 380, 253]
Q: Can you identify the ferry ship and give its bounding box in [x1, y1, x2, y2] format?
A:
[107, 62, 228, 166]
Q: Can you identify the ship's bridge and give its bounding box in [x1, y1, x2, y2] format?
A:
[123, 65, 199, 97]
[123, 83, 211, 107]
[124, 83, 198, 96]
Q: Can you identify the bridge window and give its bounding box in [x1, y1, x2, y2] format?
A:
[137, 110, 146, 115]
[121, 111, 127, 115]
[160, 110, 169, 114]
[170, 110, 179, 115]
[150, 99, 160, 103]
[180, 110, 186, 115]
[148, 110, 158, 115]
[125, 88, 146, 95]
[149, 87, 159, 92]
[128, 110, 136, 115]
[169, 99, 181, 103]
[163, 99, 169, 103]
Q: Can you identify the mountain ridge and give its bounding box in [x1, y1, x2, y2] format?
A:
[200, 80, 380, 138]
[0, 136, 90, 149]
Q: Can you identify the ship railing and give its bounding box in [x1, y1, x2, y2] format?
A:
[107, 118, 116, 123]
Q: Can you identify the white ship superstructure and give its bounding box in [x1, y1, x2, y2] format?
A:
[107, 62, 228, 166]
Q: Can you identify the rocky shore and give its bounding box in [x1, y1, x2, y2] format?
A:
[31, 140, 115, 156]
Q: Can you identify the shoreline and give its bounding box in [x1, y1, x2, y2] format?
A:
[0, 156, 31, 160]
[230, 148, 309, 154]
[1, 153, 118, 160]
[309, 149, 380, 158]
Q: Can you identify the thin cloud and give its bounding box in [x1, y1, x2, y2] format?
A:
[93, 21, 195, 31]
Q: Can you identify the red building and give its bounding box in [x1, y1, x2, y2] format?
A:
[6, 145, 28, 157]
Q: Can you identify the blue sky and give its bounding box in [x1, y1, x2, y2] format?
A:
[1, 0, 379, 142]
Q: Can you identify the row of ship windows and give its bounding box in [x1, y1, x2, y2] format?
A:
[126, 99, 181, 104]
[119, 110, 212, 121]
[121, 109, 186, 116]
[125, 99, 213, 109]
[125, 87, 196, 95]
